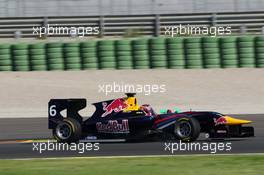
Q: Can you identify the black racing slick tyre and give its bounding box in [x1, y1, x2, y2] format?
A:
[174, 117, 200, 142]
[53, 118, 82, 143]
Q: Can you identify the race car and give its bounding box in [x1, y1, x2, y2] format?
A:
[48, 93, 254, 143]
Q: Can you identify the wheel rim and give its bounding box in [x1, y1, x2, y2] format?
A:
[56, 123, 72, 140]
[176, 121, 192, 138]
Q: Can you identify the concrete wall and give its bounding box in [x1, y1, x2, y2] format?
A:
[0, 0, 264, 17]
[0, 68, 263, 118]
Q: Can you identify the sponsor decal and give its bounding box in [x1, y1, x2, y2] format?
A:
[214, 116, 227, 126]
[84, 136, 97, 140]
[96, 120, 129, 133]
[216, 130, 227, 133]
[101, 98, 127, 117]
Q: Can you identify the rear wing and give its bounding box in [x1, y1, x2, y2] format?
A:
[48, 98, 86, 129]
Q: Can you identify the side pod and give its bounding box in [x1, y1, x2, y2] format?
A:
[48, 98, 86, 129]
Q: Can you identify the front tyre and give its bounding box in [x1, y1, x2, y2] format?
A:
[174, 117, 200, 142]
[53, 118, 82, 143]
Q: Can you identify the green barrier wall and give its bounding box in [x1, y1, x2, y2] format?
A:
[0, 36, 263, 71]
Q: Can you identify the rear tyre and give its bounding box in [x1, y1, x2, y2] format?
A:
[174, 117, 200, 142]
[53, 118, 82, 143]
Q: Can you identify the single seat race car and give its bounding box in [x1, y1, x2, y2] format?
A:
[48, 93, 254, 143]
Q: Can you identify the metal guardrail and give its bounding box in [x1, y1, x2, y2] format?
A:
[0, 11, 263, 38]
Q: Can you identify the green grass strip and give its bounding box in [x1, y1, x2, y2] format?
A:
[0, 155, 264, 175]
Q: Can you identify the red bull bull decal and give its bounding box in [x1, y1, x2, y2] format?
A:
[214, 116, 227, 126]
[101, 98, 127, 117]
[96, 120, 129, 133]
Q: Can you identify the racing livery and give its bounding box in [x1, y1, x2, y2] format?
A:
[48, 93, 254, 143]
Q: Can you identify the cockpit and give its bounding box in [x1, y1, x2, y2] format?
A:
[123, 93, 157, 117]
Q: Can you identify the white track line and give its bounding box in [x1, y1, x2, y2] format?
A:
[17, 139, 125, 144]
[4, 153, 264, 161]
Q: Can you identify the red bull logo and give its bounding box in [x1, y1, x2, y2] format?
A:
[214, 116, 227, 126]
[101, 98, 127, 117]
[96, 120, 129, 133]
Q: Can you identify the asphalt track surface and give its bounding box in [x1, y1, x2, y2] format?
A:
[0, 114, 263, 159]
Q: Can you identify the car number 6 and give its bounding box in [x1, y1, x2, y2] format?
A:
[49, 105, 57, 116]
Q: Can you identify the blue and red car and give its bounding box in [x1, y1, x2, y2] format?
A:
[48, 93, 254, 143]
